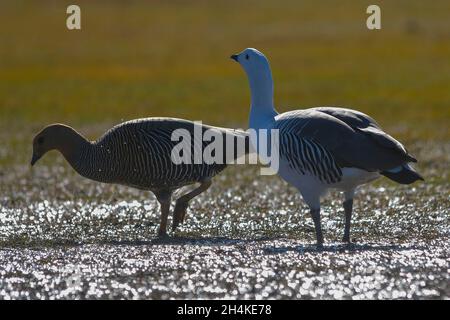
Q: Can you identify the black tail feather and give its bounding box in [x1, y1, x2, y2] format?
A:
[381, 165, 424, 185]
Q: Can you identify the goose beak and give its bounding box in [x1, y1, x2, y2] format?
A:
[30, 153, 40, 166]
[230, 54, 239, 62]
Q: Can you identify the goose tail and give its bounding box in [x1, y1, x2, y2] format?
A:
[381, 163, 424, 185]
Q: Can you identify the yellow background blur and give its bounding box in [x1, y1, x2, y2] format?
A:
[1, 0, 449, 142]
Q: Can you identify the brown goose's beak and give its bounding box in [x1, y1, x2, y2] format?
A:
[230, 54, 239, 62]
[30, 153, 40, 166]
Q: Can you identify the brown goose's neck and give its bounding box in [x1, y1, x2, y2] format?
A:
[61, 130, 117, 184]
[57, 129, 94, 177]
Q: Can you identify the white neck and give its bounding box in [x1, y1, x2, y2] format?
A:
[246, 63, 278, 129]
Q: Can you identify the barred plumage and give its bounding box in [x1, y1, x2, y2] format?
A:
[31, 118, 249, 237]
[71, 118, 246, 188]
[277, 117, 342, 184]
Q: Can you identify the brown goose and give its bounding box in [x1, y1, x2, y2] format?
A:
[31, 118, 249, 237]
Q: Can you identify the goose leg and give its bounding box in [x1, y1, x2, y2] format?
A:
[172, 179, 212, 231]
[155, 190, 172, 237]
[343, 190, 355, 243]
[343, 199, 353, 243]
[309, 208, 324, 247]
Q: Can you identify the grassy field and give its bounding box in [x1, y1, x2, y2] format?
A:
[1, 1, 450, 134]
[0, 0, 449, 299]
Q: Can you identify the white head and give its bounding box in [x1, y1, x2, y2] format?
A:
[230, 48, 270, 76]
[230, 48, 274, 112]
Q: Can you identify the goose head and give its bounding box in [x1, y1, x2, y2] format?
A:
[230, 48, 271, 79]
[31, 124, 85, 166]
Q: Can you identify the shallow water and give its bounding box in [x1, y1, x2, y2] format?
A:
[0, 239, 448, 299]
[0, 142, 449, 299]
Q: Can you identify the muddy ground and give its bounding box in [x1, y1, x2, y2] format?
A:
[0, 141, 448, 299]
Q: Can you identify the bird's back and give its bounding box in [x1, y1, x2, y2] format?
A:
[90, 118, 248, 191]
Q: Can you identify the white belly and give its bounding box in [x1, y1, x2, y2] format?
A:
[277, 162, 380, 208]
[330, 167, 381, 190]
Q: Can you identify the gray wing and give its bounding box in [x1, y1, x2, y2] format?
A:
[312, 107, 416, 162]
[275, 108, 416, 182]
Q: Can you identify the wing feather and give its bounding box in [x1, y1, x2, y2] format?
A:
[275, 107, 416, 177]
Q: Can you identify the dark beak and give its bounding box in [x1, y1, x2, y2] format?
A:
[230, 54, 239, 62]
[30, 153, 40, 166]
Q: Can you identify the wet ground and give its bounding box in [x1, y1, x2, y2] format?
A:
[0, 141, 449, 299]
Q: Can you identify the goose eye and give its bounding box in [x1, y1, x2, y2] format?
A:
[37, 137, 44, 144]
[245, 54, 249, 60]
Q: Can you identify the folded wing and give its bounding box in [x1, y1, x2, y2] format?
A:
[275, 107, 418, 184]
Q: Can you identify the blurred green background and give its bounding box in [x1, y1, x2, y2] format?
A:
[0, 0, 449, 165]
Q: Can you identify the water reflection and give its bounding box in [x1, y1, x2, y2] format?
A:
[0, 145, 448, 299]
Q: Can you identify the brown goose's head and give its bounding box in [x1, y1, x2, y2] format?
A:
[31, 124, 82, 166]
